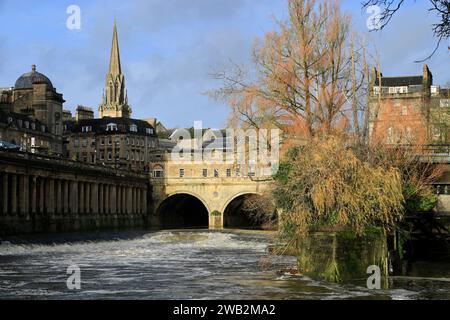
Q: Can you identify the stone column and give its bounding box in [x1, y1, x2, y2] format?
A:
[31, 176, 37, 215]
[132, 187, 136, 214]
[46, 178, 55, 216]
[126, 187, 132, 214]
[11, 174, 17, 215]
[23, 175, 29, 216]
[105, 185, 110, 214]
[79, 182, 85, 215]
[2, 173, 8, 214]
[99, 184, 104, 214]
[63, 180, 69, 215]
[142, 189, 147, 215]
[70, 181, 78, 215]
[92, 183, 99, 214]
[136, 188, 141, 214]
[56, 180, 62, 215]
[85, 183, 91, 214]
[117, 186, 122, 215]
[110, 185, 116, 214]
[121, 186, 126, 215]
[38, 178, 44, 214]
[18, 175, 25, 216]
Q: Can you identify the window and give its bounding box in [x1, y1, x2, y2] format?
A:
[131, 138, 135, 146]
[74, 139, 79, 148]
[214, 169, 219, 178]
[126, 137, 130, 145]
[130, 124, 138, 132]
[18, 120, 22, 127]
[236, 166, 241, 177]
[106, 123, 118, 131]
[82, 126, 92, 133]
[179, 169, 185, 178]
[108, 138, 112, 145]
[108, 152, 112, 161]
[82, 139, 87, 147]
[24, 121, 29, 129]
[153, 168, 164, 178]
[31, 123, 36, 130]
[126, 151, 130, 160]
[101, 138, 105, 145]
[41, 125, 45, 132]
[141, 139, 144, 147]
[146, 128, 154, 135]
[226, 168, 231, 177]
[202, 169, 208, 177]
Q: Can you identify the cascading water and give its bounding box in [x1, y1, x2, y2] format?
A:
[0, 230, 449, 300]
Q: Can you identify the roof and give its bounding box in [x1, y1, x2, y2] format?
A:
[375, 76, 424, 87]
[64, 117, 157, 137]
[15, 65, 54, 90]
[0, 109, 49, 132]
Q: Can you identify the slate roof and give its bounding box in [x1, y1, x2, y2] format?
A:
[64, 117, 157, 137]
[375, 76, 424, 87]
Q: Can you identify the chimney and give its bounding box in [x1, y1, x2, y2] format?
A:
[76, 105, 94, 121]
[423, 64, 433, 90]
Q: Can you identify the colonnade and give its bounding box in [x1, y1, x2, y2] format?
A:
[0, 172, 147, 216]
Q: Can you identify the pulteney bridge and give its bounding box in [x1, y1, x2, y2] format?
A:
[148, 156, 273, 229]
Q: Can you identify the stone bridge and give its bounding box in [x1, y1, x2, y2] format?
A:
[148, 160, 273, 229]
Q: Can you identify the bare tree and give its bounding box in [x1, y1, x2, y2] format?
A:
[211, 0, 371, 142]
[362, 0, 450, 61]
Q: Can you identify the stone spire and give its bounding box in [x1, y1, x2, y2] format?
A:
[108, 19, 122, 76]
[98, 20, 132, 118]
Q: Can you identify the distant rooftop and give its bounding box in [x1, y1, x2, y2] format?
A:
[375, 76, 424, 87]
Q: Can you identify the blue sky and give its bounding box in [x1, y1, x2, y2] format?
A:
[0, 0, 448, 129]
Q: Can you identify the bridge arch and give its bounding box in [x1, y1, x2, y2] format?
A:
[156, 191, 210, 229]
[222, 192, 276, 229]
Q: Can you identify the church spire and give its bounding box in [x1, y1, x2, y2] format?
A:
[108, 19, 122, 76]
[98, 20, 131, 119]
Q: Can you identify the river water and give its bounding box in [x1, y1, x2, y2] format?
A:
[0, 229, 449, 300]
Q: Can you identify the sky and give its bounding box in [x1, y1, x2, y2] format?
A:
[0, 0, 448, 129]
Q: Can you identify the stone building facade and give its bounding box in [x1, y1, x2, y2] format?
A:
[369, 64, 450, 145]
[0, 65, 65, 154]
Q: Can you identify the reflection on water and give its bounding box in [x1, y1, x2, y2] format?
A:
[0, 229, 449, 300]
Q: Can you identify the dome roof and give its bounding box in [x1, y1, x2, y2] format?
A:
[14, 65, 53, 90]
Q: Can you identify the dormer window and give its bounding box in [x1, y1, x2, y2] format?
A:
[41, 125, 45, 132]
[130, 124, 138, 132]
[106, 123, 118, 131]
[7, 117, 13, 124]
[24, 121, 29, 129]
[82, 126, 92, 133]
[18, 120, 23, 127]
[31, 123, 36, 130]
[146, 128, 154, 135]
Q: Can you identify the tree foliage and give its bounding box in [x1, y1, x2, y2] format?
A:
[274, 137, 405, 237]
